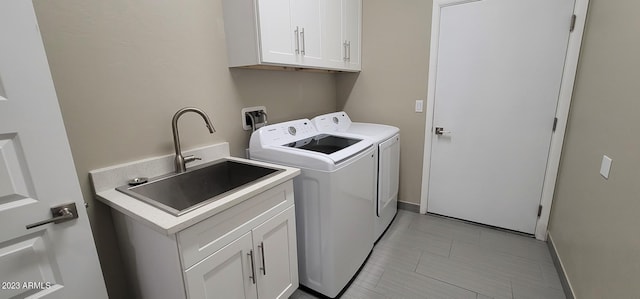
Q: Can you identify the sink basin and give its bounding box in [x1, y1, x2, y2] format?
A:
[116, 159, 283, 216]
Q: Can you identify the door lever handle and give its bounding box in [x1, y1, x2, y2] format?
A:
[435, 127, 451, 135]
[26, 203, 78, 229]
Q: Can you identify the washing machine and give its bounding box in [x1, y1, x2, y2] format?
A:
[249, 119, 376, 298]
[312, 112, 400, 242]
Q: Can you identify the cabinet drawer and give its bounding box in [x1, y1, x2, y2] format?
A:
[178, 181, 294, 269]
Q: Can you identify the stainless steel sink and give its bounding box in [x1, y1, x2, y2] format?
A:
[116, 159, 283, 216]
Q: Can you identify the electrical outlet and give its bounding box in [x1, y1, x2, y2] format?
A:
[415, 100, 424, 113]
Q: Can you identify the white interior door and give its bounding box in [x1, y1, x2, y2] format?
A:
[0, 1, 107, 298]
[427, 0, 575, 234]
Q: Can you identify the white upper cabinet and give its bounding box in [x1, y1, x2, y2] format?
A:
[323, 0, 362, 71]
[256, 0, 298, 65]
[222, 0, 361, 72]
[323, 0, 346, 68]
[343, 0, 362, 70]
[291, 0, 324, 67]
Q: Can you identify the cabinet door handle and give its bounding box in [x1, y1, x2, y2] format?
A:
[343, 40, 348, 61]
[258, 242, 267, 275]
[300, 27, 305, 55]
[247, 250, 256, 284]
[294, 26, 300, 54]
[347, 41, 351, 61]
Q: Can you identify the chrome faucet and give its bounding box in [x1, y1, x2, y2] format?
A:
[172, 107, 215, 173]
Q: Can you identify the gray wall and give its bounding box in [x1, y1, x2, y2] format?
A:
[548, 0, 640, 297]
[337, 0, 432, 207]
[32, 0, 336, 297]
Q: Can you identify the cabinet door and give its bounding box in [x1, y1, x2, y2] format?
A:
[253, 206, 298, 299]
[323, 0, 347, 69]
[322, 0, 361, 70]
[343, 0, 361, 70]
[257, 0, 298, 65]
[292, 0, 323, 66]
[378, 135, 400, 215]
[184, 232, 258, 299]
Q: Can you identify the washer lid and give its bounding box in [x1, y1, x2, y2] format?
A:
[285, 134, 362, 155]
[249, 118, 374, 169]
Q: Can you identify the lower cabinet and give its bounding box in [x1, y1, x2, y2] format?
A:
[111, 181, 298, 299]
[184, 232, 257, 299]
[254, 206, 298, 299]
[184, 207, 298, 299]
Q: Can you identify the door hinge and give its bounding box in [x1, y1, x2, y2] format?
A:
[552, 117, 558, 132]
[537, 205, 543, 217]
[570, 14, 576, 32]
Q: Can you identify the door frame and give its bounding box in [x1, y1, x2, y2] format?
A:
[419, 0, 590, 240]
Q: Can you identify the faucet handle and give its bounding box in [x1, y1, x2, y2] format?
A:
[184, 155, 202, 164]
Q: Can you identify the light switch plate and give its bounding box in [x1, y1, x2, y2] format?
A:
[600, 155, 612, 179]
[415, 100, 424, 113]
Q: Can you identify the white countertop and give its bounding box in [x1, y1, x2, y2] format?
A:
[90, 143, 300, 235]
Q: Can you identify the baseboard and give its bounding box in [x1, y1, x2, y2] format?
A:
[547, 232, 576, 299]
[397, 201, 420, 213]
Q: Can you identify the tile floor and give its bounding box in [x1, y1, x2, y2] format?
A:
[290, 210, 565, 299]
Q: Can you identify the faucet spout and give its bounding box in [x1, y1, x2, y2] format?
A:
[172, 107, 215, 173]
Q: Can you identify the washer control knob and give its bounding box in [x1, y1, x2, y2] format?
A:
[288, 126, 297, 135]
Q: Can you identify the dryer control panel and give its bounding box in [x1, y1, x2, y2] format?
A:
[312, 112, 352, 132]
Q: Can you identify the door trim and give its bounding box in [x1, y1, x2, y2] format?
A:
[419, 0, 590, 240]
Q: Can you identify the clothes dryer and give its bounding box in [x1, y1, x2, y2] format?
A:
[312, 112, 400, 241]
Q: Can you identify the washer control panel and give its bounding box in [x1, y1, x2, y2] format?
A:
[257, 119, 317, 145]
